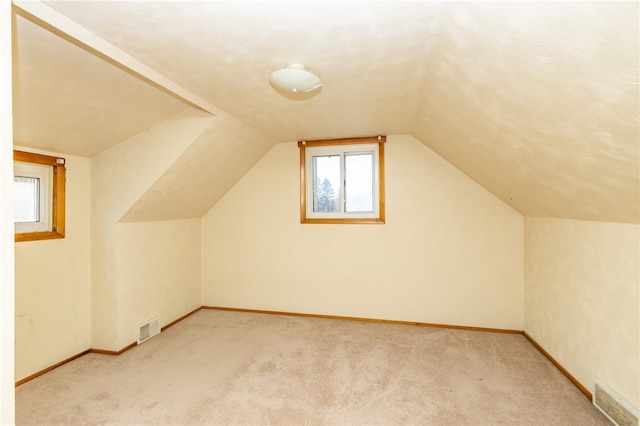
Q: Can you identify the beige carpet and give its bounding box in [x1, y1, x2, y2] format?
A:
[16, 309, 609, 425]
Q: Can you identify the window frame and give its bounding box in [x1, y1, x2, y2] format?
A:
[13, 150, 66, 242]
[13, 161, 52, 233]
[298, 136, 385, 224]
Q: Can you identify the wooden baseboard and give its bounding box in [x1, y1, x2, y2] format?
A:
[205, 306, 593, 401]
[523, 332, 592, 401]
[161, 306, 202, 332]
[89, 342, 137, 356]
[15, 350, 90, 387]
[15, 305, 591, 404]
[202, 305, 523, 334]
[15, 307, 203, 387]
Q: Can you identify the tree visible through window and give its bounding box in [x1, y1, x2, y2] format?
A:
[316, 178, 338, 212]
[299, 136, 385, 224]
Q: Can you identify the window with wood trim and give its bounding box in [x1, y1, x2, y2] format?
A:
[13, 150, 66, 242]
[298, 136, 385, 224]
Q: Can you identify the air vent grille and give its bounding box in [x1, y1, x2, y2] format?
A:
[136, 316, 160, 344]
[593, 378, 638, 426]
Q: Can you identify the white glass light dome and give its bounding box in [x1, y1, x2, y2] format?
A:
[269, 63, 322, 93]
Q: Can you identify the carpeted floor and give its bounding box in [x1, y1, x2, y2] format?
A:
[16, 309, 610, 425]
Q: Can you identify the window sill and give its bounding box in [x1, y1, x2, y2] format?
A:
[15, 230, 65, 243]
[301, 218, 385, 225]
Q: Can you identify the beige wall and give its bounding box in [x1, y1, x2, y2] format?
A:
[524, 217, 639, 407]
[202, 134, 524, 329]
[13, 108, 211, 380]
[116, 219, 201, 348]
[1, 0, 15, 420]
[14, 150, 92, 382]
[91, 108, 213, 350]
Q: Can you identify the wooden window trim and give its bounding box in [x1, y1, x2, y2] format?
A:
[298, 136, 385, 224]
[14, 150, 66, 242]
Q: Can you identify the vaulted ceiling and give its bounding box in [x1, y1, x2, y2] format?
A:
[11, 1, 639, 223]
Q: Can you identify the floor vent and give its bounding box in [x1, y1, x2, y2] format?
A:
[593, 378, 638, 426]
[136, 317, 160, 344]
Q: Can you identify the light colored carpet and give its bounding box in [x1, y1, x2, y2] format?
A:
[16, 309, 610, 425]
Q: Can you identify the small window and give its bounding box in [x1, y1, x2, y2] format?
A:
[298, 136, 385, 224]
[14, 162, 52, 233]
[13, 150, 66, 242]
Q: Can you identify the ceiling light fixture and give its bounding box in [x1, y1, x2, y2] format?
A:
[269, 63, 322, 94]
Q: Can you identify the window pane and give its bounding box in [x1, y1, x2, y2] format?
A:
[312, 155, 341, 212]
[345, 153, 373, 212]
[14, 176, 40, 223]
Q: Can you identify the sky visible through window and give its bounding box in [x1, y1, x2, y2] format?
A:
[313, 153, 373, 213]
[13, 176, 39, 222]
[345, 153, 373, 212]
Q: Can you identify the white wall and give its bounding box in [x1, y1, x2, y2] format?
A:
[14, 150, 92, 382]
[202, 134, 524, 329]
[524, 217, 639, 407]
[0, 0, 15, 421]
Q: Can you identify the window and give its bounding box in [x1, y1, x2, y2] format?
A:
[13, 150, 66, 242]
[298, 136, 385, 224]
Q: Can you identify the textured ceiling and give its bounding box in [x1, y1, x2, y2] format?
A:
[413, 2, 640, 223]
[12, 10, 190, 158]
[11, 1, 640, 223]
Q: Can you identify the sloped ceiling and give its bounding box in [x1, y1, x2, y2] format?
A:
[413, 2, 640, 223]
[11, 1, 640, 223]
[120, 115, 274, 222]
[12, 10, 190, 158]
